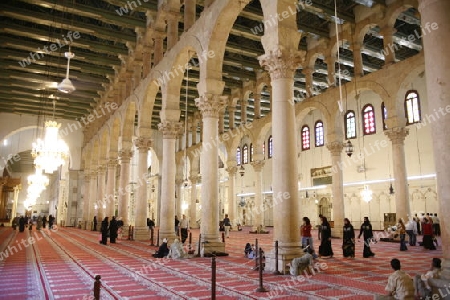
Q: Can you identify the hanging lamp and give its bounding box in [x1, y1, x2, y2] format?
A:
[57, 51, 76, 93]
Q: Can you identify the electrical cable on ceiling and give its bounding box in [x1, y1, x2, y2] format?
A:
[334, 0, 344, 113]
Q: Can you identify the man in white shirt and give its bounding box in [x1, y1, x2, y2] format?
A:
[405, 217, 417, 246]
[377, 258, 415, 299]
[179, 214, 189, 243]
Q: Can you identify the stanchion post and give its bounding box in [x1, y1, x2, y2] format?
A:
[128, 225, 132, 240]
[196, 234, 202, 257]
[255, 248, 268, 292]
[273, 240, 281, 275]
[94, 275, 101, 300]
[253, 238, 259, 270]
[156, 229, 160, 247]
[150, 227, 154, 246]
[222, 232, 225, 243]
[211, 253, 216, 300]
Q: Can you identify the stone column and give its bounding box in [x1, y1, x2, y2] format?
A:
[189, 174, 199, 228]
[195, 94, 228, 255]
[89, 170, 98, 230]
[82, 174, 91, 229]
[380, 27, 397, 66]
[158, 121, 183, 243]
[10, 185, 20, 227]
[254, 93, 261, 119]
[228, 106, 235, 130]
[251, 158, 265, 230]
[118, 149, 133, 227]
[240, 100, 247, 124]
[166, 13, 179, 50]
[326, 141, 344, 237]
[134, 137, 151, 241]
[175, 177, 184, 217]
[325, 55, 336, 86]
[142, 46, 152, 78]
[303, 68, 314, 97]
[153, 32, 164, 65]
[184, 0, 196, 31]
[418, 0, 450, 279]
[385, 127, 410, 220]
[219, 111, 225, 134]
[259, 49, 302, 270]
[226, 162, 237, 224]
[97, 167, 106, 222]
[352, 42, 364, 77]
[105, 159, 117, 218]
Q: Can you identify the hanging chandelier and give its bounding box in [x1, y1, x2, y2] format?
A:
[361, 185, 373, 202]
[32, 120, 69, 174]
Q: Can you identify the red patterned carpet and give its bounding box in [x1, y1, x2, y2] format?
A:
[0, 226, 443, 299]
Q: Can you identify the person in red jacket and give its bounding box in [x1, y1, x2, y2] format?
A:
[421, 217, 436, 250]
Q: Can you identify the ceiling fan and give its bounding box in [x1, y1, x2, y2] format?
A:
[57, 51, 76, 94]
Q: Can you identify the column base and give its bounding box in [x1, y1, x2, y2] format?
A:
[264, 242, 303, 274]
[200, 241, 227, 257]
[331, 227, 343, 239]
[134, 226, 150, 241]
[158, 230, 178, 244]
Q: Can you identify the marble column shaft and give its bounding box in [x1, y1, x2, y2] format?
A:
[241, 101, 247, 124]
[158, 121, 183, 243]
[303, 68, 314, 97]
[195, 94, 227, 253]
[189, 175, 198, 228]
[419, 0, 450, 279]
[228, 107, 235, 130]
[385, 127, 410, 220]
[153, 33, 164, 65]
[381, 27, 396, 66]
[254, 94, 261, 119]
[352, 43, 364, 77]
[106, 160, 117, 218]
[175, 178, 184, 217]
[166, 14, 179, 50]
[118, 150, 133, 227]
[226, 163, 237, 225]
[251, 159, 265, 228]
[325, 56, 336, 86]
[97, 167, 106, 222]
[327, 142, 344, 236]
[259, 50, 301, 250]
[89, 171, 98, 228]
[82, 174, 91, 226]
[184, 0, 196, 31]
[134, 137, 151, 240]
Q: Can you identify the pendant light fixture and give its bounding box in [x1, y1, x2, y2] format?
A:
[57, 50, 76, 93]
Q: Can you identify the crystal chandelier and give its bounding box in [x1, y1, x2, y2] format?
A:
[32, 120, 69, 174]
[361, 185, 373, 202]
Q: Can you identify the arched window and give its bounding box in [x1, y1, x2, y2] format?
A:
[301, 125, 310, 150]
[236, 147, 241, 166]
[381, 102, 388, 130]
[405, 90, 421, 124]
[250, 143, 254, 162]
[315, 121, 324, 147]
[242, 144, 249, 164]
[268, 136, 273, 158]
[362, 104, 376, 135]
[345, 111, 356, 139]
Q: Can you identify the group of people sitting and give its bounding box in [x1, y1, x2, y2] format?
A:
[152, 238, 187, 259]
[376, 257, 443, 300]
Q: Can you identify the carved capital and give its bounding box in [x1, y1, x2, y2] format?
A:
[385, 127, 409, 144]
[158, 120, 183, 138]
[258, 48, 304, 80]
[107, 159, 118, 168]
[84, 174, 91, 182]
[119, 149, 133, 162]
[251, 160, 265, 172]
[326, 141, 344, 155]
[175, 178, 184, 185]
[189, 175, 199, 184]
[97, 166, 106, 175]
[134, 137, 152, 151]
[226, 166, 238, 176]
[195, 94, 228, 118]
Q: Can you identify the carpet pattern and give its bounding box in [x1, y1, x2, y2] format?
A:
[0, 226, 443, 299]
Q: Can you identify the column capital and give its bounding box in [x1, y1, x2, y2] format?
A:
[97, 166, 106, 175]
[107, 159, 118, 168]
[385, 127, 409, 144]
[326, 141, 344, 155]
[195, 94, 228, 118]
[251, 160, 265, 172]
[134, 137, 152, 150]
[84, 174, 91, 182]
[119, 149, 133, 161]
[175, 178, 184, 185]
[226, 166, 237, 176]
[259, 48, 304, 80]
[189, 175, 199, 184]
[158, 120, 183, 138]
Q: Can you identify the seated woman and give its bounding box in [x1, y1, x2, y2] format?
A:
[153, 238, 170, 258]
[168, 239, 186, 259]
